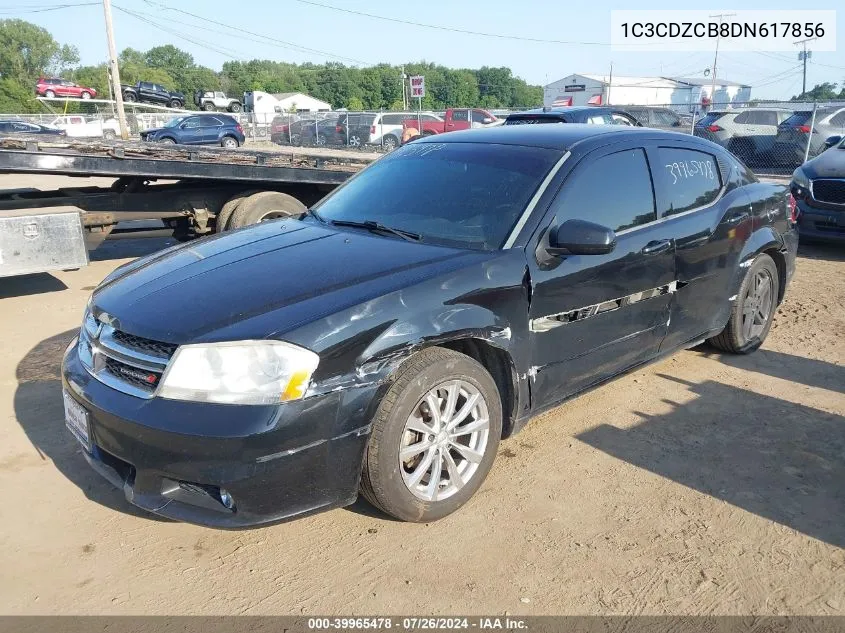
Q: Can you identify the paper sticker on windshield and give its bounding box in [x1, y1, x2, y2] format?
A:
[394, 142, 448, 158]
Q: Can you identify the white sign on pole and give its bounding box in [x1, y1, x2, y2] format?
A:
[410, 75, 425, 98]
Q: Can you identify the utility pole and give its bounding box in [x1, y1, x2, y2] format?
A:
[400, 65, 407, 111]
[607, 62, 613, 105]
[709, 12, 735, 108]
[795, 38, 817, 98]
[103, 0, 129, 140]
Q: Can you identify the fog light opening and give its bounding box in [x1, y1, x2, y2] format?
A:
[219, 489, 235, 510]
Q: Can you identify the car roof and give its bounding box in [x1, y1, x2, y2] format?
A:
[510, 106, 624, 116]
[411, 123, 698, 151]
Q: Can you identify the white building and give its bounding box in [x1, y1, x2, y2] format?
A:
[543, 74, 752, 112]
[243, 91, 332, 124]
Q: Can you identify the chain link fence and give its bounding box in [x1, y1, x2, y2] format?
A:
[2, 101, 843, 172]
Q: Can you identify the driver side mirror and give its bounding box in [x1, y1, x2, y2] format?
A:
[823, 135, 842, 150]
[547, 219, 617, 256]
[482, 117, 494, 124]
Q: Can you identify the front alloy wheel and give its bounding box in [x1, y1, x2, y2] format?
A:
[400, 381, 490, 502]
[361, 347, 502, 522]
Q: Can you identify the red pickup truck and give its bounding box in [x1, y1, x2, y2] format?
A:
[402, 108, 498, 136]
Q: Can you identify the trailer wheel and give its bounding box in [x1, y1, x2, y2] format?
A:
[216, 190, 261, 232]
[229, 191, 306, 229]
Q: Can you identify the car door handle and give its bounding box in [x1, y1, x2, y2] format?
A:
[641, 239, 673, 255]
[726, 211, 750, 225]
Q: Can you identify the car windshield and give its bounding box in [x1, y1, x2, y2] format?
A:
[310, 142, 561, 250]
[164, 117, 187, 128]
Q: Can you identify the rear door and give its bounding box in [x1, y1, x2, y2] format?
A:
[647, 143, 752, 350]
[448, 109, 469, 131]
[198, 115, 223, 143]
[527, 145, 677, 408]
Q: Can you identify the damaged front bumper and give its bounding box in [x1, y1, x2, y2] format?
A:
[62, 339, 376, 528]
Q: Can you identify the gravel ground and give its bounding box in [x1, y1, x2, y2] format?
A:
[0, 175, 843, 615]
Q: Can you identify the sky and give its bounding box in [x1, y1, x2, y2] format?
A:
[6, 0, 845, 100]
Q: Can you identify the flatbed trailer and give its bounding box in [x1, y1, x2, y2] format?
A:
[0, 136, 380, 278]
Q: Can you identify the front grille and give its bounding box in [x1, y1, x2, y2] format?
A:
[103, 357, 162, 392]
[79, 312, 176, 399]
[812, 179, 845, 205]
[112, 329, 177, 358]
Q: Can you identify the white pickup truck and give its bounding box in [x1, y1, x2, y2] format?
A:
[50, 116, 121, 139]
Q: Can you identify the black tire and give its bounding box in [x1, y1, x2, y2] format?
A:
[158, 137, 176, 144]
[228, 191, 306, 229]
[221, 135, 239, 149]
[44, 90, 56, 98]
[708, 253, 779, 354]
[169, 99, 183, 109]
[360, 347, 502, 522]
[229, 102, 241, 113]
[123, 92, 137, 102]
[203, 102, 215, 111]
[290, 133, 302, 146]
[216, 189, 261, 232]
[103, 129, 116, 140]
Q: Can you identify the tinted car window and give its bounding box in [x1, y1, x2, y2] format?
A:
[312, 143, 561, 250]
[555, 148, 656, 232]
[140, 82, 152, 90]
[471, 110, 490, 123]
[781, 111, 813, 127]
[830, 110, 845, 126]
[380, 114, 404, 125]
[451, 110, 469, 122]
[655, 147, 722, 217]
[757, 111, 778, 126]
[586, 113, 613, 124]
[653, 110, 678, 126]
[733, 111, 751, 124]
[199, 116, 223, 126]
[182, 117, 201, 129]
[697, 112, 727, 127]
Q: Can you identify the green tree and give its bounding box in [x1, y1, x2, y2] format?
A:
[347, 95, 364, 110]
[792, 82, 842, 101]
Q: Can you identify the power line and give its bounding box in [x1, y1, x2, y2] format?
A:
[139, 0, 369, 65]
[0, 2, 98, 14]
[289, 0, 613, 46]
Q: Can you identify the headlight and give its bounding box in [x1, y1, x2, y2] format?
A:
[791, 167, 810, 190]
[158, 341, 319, 405]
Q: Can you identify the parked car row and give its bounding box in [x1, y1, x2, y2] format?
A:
[694, 105, 845, 167]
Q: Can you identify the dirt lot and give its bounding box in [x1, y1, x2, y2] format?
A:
[0, 174, 843, 615]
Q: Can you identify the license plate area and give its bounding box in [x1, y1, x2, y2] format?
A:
[63, 390, 91, 452]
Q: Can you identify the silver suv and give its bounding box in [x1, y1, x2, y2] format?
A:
[774, 106, 845, 165]
[694, 108, 793, 164]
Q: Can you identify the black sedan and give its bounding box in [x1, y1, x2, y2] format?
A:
[0, 120, 65, 136]
[62, 125, 797, 527]
[790, 134, 845, 243]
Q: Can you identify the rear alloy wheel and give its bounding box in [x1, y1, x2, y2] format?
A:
[221, 135, 239, 149]
[360, 347, 502, 522]
[348, 134, 363, 147]
[228, 191, 306, 229]
[382, 135, 399, 151]
[708, 253, 779, 354]
[44, 90, 55, 98]
[169, 99, 182, 109]
[203, 102, 215, 111]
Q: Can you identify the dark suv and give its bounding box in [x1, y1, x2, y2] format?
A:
[624, 106, 692, 131]
[63, 125, 797, 528]
[140, 114, 245, 148]
[790, 135, 845, 243]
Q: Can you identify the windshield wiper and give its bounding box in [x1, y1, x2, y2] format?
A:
[330, 219, 422, 242]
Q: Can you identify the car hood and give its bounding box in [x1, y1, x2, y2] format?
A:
[140, 128, 165, 135]
[92, 220, 482, 344]
[803, 147, 845, 179]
